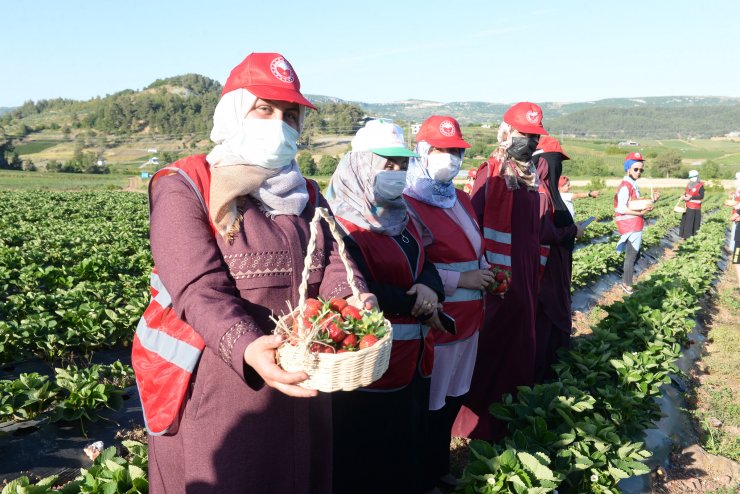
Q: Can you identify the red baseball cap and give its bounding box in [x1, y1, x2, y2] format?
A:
[221, 52, 317, 110]
[503, 102, 548, 135]
[535, 135, 569, 159]
[416, 115, 471, 149]
[625, 151, 645, 161]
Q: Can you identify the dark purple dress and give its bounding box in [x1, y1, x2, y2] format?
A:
[147, 172, 365, 494]
[453, 178, 541, 442]
[535, 188, 577, 382]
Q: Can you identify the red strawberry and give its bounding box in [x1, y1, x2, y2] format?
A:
[326, 322, 347, 343]
[337, 349, 351, 353]
[329, 298, 348, 313]
[341, 333, 358, 349]
[495, 271, 508, 282]
[494, 281, 508, 293]
[359, 334, 379, 350]
[303, 298, 323, 319]
[341, 306, 362, 321]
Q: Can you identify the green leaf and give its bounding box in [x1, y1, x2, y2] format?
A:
[517, 451, 556, 481]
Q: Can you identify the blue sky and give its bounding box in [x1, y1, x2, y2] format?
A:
[3, 0, 739, 107]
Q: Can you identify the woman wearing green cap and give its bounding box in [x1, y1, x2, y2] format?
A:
[327, 118, 445, 494]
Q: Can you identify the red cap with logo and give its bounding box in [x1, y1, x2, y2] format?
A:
[503, 102, 548, 135]
[536, 135, 569, 159]
[221, 52, 316, 110]
[416, 115, 471, 149]
[625, 151, 645, 161]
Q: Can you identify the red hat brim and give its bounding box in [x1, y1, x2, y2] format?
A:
[422, 136, 471, 149]
[509, 122, 549, 135]
[245, 84, 317, 110]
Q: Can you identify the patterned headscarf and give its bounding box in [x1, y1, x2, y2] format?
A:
[494, 122, 539, 191]
[206, 88, 309, 239]
[326, 151, 409, 236]
[403, 141, 460, 209]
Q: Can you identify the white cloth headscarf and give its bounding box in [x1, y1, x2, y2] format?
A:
[206, 89, 309, 239]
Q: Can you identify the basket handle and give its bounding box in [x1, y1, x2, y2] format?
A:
[297, 207, 362, 324]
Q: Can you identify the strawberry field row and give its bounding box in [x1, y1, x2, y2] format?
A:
[459, 216, 727, 493]
[0, 191, 150, 365]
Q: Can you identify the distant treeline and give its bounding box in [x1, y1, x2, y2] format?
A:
[548, 106, 740, 139]
[1, 75, 366, 139]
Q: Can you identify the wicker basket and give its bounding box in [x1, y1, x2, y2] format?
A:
[628, 198, 653, 211]
[673, 198, 686, 214]
[274, 207, 392, 392]
[724, 199, 738, 208]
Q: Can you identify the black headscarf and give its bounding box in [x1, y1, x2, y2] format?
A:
[536, 151, 575, 251]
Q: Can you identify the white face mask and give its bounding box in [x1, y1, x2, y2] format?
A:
[374, 170, 407, 202]
[224, 118, 300, 169]
[426, 152, 462, 183]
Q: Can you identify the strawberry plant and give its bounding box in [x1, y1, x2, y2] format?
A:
[459, 215, 727, 492]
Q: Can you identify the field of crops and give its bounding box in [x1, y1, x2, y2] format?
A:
[0, 188, 731, 493]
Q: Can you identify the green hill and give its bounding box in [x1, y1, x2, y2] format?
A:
[3, 74, 740, 139]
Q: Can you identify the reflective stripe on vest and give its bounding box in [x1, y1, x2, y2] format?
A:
[136, 317, 202, 372]
[391, 323, 426, 341]
[483, 227, 511, 244]
[486, 251, 512, 267]
[150, 272, 172, 308]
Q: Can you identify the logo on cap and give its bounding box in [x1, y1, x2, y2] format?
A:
[439, 120, 456, 137]
[635, 153, 642, 159]
[270, 57, 295, 83]
[526, 110, 541, 124]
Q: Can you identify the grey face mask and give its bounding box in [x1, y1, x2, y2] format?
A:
[508, 136, 539, 162]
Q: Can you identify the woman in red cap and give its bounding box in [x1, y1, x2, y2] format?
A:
[531, 136, 582, 382]
[452, 102, 548, 442]
[403, 115, 490, 492]
[139, 52, 374, 494]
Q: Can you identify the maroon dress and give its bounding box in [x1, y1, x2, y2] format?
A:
[452, 174, 541, 442]
[147, 172, 365, 494]
[535, 183, 577, 383]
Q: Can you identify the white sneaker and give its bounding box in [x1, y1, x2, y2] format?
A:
[620, 283, 634, 295]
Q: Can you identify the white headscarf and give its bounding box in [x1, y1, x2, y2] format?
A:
[206, 89, 309, 239]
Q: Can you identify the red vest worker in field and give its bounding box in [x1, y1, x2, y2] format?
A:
[532, 136, 582, 383]
[326, 119, 445, 494]
[613, 152, 660, 294]
[403, 116, 489, 492]
[678, 169, 704, 239]
[138, 52, 375, 494]
[453, 102, 548, 442]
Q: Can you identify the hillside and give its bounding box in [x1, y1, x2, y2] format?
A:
[2, 74, 740, 139]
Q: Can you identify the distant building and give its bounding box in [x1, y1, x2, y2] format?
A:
[147, 148, 158, 153]
[618, 140, 640, 147]
[481, 124, 491, 129]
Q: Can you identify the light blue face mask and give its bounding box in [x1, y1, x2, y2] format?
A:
[374, 170, 407, 202]
[228, 118, 300, 169]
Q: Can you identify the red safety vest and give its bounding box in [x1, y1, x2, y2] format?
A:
[338, 218, 434, 389]
[477, 158, 514, 281]
[404, 191, 484, 345]
[685, 181, 703, 210]
[132, 155, 318, 435]
[614, 180, 645, 235]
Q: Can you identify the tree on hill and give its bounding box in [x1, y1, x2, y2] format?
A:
[651, 150, 683, 177]
[317, 154, 339, 175]
[701, 160, 719, 179]
[297, 151, 316, 175]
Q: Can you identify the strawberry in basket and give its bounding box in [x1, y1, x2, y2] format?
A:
[291, 297, 388, 354]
